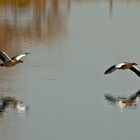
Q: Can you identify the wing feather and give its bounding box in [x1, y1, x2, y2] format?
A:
[0, 52, 11, 63]
[104, 94, 118, 104]
[12, 52, 30, 61]
[129, 66, 140, 77]
[104, 65, 116, 74]
[115, 63, 125, 68]
[129, 89, 140, 100]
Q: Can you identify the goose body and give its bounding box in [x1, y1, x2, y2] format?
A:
[104, 62, 140, 77]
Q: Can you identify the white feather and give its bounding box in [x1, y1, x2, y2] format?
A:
[16, 102, 26, 112]
[132, 65, 140, 71]
[2, 52, 11, 60]
[117, 100, 125, 109]
[14, 54, 26, 61]
[115, 63, 125, 68]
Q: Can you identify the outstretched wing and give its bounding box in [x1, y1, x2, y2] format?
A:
[104, 65, 116, 74]
[129, 66, 140, 77]
[135, 89, 140, 96]
[12, 52, 30, 61]
[104, 94, 119, 104]
[0, 51, 11, 63]
[129, 89, 140, 100]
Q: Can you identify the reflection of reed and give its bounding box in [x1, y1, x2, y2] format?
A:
[0, 0, 70, 51]
[0, 0, 140, 50]
[108, 0, 140, 18]
[109, 0, 113, 18]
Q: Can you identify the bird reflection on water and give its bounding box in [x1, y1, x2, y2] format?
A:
[105, 89, 140, 110]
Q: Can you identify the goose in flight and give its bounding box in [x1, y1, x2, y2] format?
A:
[104, 62, 140, 77]
[0, 51, 30, 67]
[104, 89, 140, 109]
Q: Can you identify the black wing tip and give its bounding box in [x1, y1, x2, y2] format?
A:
[135, 89, 140, 96]
[104, 94, 109, 98]
[129, 66, 140, 77]
[104, 68, 111, 74]
[104, 65, 116, 75]
[104, 94, 117, 103]
[104, 69, 113, 75]
[25, 52, 31, 55]
[104, 94, 112, 99]
[104, 70, 110, 75]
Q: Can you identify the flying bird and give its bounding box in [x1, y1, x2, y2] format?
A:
[0, 51, 30, 67]
[104, 89, 140, 109]
[104, 62, 140, 77]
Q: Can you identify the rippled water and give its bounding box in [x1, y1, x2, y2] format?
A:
[0, 0, 140, 140]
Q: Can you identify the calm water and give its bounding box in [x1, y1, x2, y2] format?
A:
[0, 0, 140, 140]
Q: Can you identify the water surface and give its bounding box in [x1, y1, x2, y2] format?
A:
[0, 0, 140, 140]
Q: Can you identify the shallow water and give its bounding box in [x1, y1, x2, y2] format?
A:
[0, 0, 140, 140]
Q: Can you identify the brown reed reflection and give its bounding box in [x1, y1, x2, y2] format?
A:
[0, 0, 140, 52]
[0, 0, 70, 52]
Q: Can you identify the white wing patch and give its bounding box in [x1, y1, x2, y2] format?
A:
[2, 52, 11, 60]
[117, 100, 125, 109]
[115, 63, 125, 68]
[132, 65, 140, 71]
[14, 54, 26, 61]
